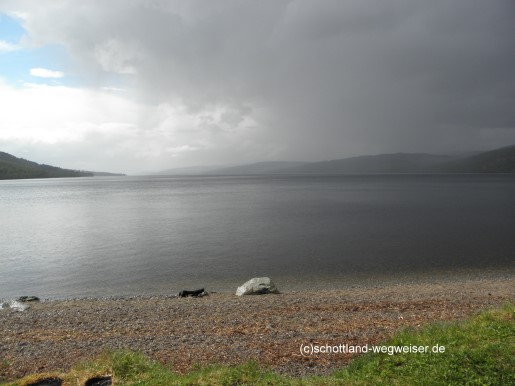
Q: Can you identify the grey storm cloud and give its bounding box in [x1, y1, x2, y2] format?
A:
[2, 0, 515, 170]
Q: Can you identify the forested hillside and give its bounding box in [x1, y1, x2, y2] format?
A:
[0, 152, 93, 180]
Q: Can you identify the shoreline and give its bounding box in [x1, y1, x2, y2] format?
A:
[1, 274, 513, 381]
[2, 266, 513, 302]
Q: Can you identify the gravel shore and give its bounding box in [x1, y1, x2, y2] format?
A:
[0, 275, 513, 381]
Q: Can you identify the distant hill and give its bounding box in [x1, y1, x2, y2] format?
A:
[90, 171, 127, 177]
[154, 145, 515, 176]
[0, 151, 125, 180]
[208, 161, 307, 175]
[0, 152, 93, 180]
[155, 165, 233, 175]
[438, 144, 515, 173]
[273, 146, 515, 174]
[277, 153, 455, 174]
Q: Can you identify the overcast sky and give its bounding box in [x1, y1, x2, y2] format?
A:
[0, 0, 514, 174]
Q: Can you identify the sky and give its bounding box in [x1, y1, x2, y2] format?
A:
[0, 0, 514, 174]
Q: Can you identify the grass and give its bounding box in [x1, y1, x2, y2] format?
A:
[331, 303, 514, 386]
[3, 304, 513, 385]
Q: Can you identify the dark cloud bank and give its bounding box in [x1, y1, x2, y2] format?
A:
[3, 0, 515, 170]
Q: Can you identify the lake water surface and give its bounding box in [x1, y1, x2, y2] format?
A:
[1, 174, 514, 298]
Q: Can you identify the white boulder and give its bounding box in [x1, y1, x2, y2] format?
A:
[8, 300, 29, 311]
[236, 277, 279, 296]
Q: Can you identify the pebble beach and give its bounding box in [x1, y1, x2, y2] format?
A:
[0, 275, 513, 381]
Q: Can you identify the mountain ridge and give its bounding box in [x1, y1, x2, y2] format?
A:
[207, 161, 307, 175]
[276, 153, 455, 174]
[158, 145, 515, 175]
[435, 145, 515, 173]
[3, 144, 514, 179]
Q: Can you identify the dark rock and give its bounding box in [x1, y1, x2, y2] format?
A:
[26, 377, 62, 386]
[179, 288, 205, 297]
[17, 296, 40, 302]
[85, 375, 112, 386]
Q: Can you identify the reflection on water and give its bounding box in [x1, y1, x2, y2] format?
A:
[1, 174, 514, 298]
